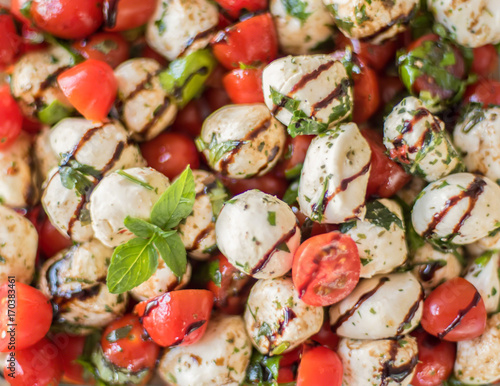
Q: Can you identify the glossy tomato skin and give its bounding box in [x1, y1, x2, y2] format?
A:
[30, 0, 103, 39]
[219, 173, 288, 199]
[170, 99, 208, 138]
[274, 135, 314, 179]
[135, 290, 214, 347]
[421, 277, 487, 342]
[57, 59, 117, 122]
[410, 328, 456, 386]
[351, 59, 380, 124]
[472, 45, 498, 78]
[464, 79, 500, 107]
[140, 132, 200, 180]
[51, 333, 89, 385]
[310, 319, 340, 351]
[39, 217, 73, 258]
[103, 0, 157, 31]
[211, 13, 278, 70]
[0, 14, 21, 68]
[296, 346, 342, 386]
[214, 0, 267, 19]
[223, 68, 264, 104]
[0, 281, 53, 352]
[292, 232, 360, 307]
[3, 338, 63, 386]
[72, 32, 130, 69]
[0, 85, 23, 150]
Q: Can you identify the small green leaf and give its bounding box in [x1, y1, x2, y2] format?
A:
[288, 110, 329, 137]
[208, 259, 222, 287]
[206, 179, 228, 218]
[339, 220, 357, 233]
[271, 341, 290, 355]
[267, 211, 276, 226]
[0, 255, 5, 264]
[270, 86, 301, 112]
[281, 0, 311, 22]
[284, 163, 303, 180]
[38, 99, 72, 125]
[92, 39, 119, 55]
[276, 242, 290, 253]
[244, 350, 282, 385]
[20, 0, 32, 19]
[282, 180, 299, 205]
[116, 170, 154, 190]
[364, 200, 403, 231]
[201, 134, 245, 166]
[153, 232, 187, 279]
[106, 325, 132, 343]
[123, 217, 157, 239]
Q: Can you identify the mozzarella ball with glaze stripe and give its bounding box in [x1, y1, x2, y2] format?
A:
[90, 167, 170, 248]
[244, 277, 323, 355]
[384, 97, 463, 182]
[464, 252, 500, 314]
[215, 190, 300, 279]
[114, 58, 178, 142]
[158, 314, 251, 386]
[198, 104, 286, 179]
[262, 55, 352, 129]
[34, 127, 59, 186]
[411, 173, 500, 245]
[329, 272, 423, 339]
[338, 336, 418, 386]
[146, 0, 218, 61]
[323, 0, 418, 43]
[298, 123, 371, 224]
[270, 0, 335, 55]
[0, 205, 38, 284]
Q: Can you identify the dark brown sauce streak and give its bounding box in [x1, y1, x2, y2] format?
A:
[189, 223, 215, 252]
[39, 66, 71, 91]
[103, 0, 120, 29]
[380, 340, 418, 385]
[331, 277, 389, 332]
[277, 308, 297, 336]
[437, 290, 482, 339]
[139, 95, 171, 136]
[170, 320, 207, 346]
[253, 145, 280, 176]
[422, 177, 486, 238]
[99, 141, 125, 177]
[115, 69, 163, 114]
[296, 243, 336, 297]
[179, 27, 217, 57]
[396, 287, 423, 336]
[418, 261, 444, 282]
[310, 79, 348, 115]
[143, 299, 159, 317]
[400, 109, 429, 134]
[67, 198, 86, 236]
[359, 5, 417, 43]
[250, 226, 297, 275]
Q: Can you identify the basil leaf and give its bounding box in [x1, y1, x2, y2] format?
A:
[150, 166, 195, 229]
[59, 166, 94, 196]
[106, 325, 132, 343]
[288, 110, 329, 137]
[282, 180, 299, 205]
[116, 170, 154, 190]
[208, 259, 222, 287]
[244, 350, 282, 385]
[281, 0, 311, 22]
[270, 86, 301, 112]
[123, 217, 157, 239]
[206, 178, 228, 218]
[153, 232, 187, 279]
[364, 200, 403, 231]
[92, 39, 119, 55]
[208, 138, 243, 166]
[339, 220, 357, 233]
[38, 99, 72, 125]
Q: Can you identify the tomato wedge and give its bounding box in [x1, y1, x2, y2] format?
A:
[223, 68, 264, 104]
[0, 86, 23, 150]
[297, 346, 343, 386]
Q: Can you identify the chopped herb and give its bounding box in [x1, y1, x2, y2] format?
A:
[116, 170, 154, 190]
[281, 0, 311, 23]
[364, 200, 403, 230]
[267, 211, 276, 226]
[106, 325, 132, 343]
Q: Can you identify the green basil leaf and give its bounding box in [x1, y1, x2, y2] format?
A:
[92, 39, 119, 55]
[59, 166, 94, 196]
[270, 86, 301, 112]
[282, 180, 299, 205]
[208, 259, 222, 287]
[38, 99, 72, 125]
[105, 325, 132, 343]
[208, 138, 243, 166]
[281, 0, 311, 22]
[244, 350, 282, 385]
[153, 232, 187, 279]
[339, 220, 357, 233]
[116, 170, 154, 190]
[288, 110, 329, 137]
[123, 217, 158, 239]
[206, 179, 229, 218]
[364, 200, 403, 231]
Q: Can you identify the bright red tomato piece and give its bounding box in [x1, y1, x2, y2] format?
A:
[421, 277, 487, 342]
[0, 14, 21, 67]
[211, 13, 278, 70]
[0, 282, 53, 353]
[0, 86, 23, 150]
[170, 99, 208, 138]
[103, 0, 157, 31]
[292, 232, 360, 307]
[214, 0, 268, 19]
[472, 45, 499, 78]
[464, 79, 500, 107]
[297, 346, 343, 386]
[351, 60, 380, 124]
[135, 290, 214, 347]
[274, 135, 314, 179]
[57, 59, 117, 122]
[219, 173, 288, 199]
[223, 68, 264, 104]
[39, 217, 73, 258]
[379, 75, 404, 106]
[51, 333, 89, 385]
[72, 32, 129, 69]
[310, 319, 340, 351]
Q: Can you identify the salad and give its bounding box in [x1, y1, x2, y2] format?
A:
[0, 0, 500, 385]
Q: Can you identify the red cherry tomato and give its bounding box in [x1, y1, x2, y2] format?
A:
[10, 0, 31, 24]
[274, 135, 314, 179]
[472, 45, 499, 78]
[310, 319, 340, 351]
[211, 13, 278, 70]
[3, 338, 62, 386]
[39, 217, 73, 258]
[0, 85, 23, 150]
[410, 328, 456, 386]
[72, 32, 129, 69]
[30, 0, 103, 39]
[103, 0, 157, 31]
[135, 290, 214, 347]
[223, 68, 264, 104]
[379, 75, 404, 106]
[0, 281, 53, 352]
[278, 366, 296, 383]
[360, 128, 411, 199]
[292, 232, 360, 307]
[214, 0, 267, 19]
[203, 87, 231, 112]
[297, 346, 342, 386]
[57, 59, 117, 122]
[171, 99, 208, 138]
[219, 173, 288, 198]
[22, 115, 43, 134]
[351, 60, 380, 124]
[464, 79, 500, 107]
[140, 132, 200, 180]
[0, 14, 21, 68]
[421, 277, 487, 342]
[51, 334, 89, 385]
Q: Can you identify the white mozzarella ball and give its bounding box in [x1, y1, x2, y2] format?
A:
[244, 277, 323, 355]
[467, 230, 500, 256]
[262, 55, 352, 127]
[34, 127, 59, 186]
[114, 58, 178, 141]
[329, 273, 423, 339]
[323, 0, 418, 43]
[90, 167, 169, 247]
[464, 252, 500, 314]
[270, 0, 335, 55]
[343, 199, 407, 278]
[384, 97, 463, 181]
[0, 205, 38, 284]
[298, 123, 371, 224]
[411, 173, 500, 245]
[216, 190, 300, 279]
[158, 314, 251, 386]
[428, 0, 500, 47]
[338, 336, 418, 386]
[198, 104, 286, 179]
[146, 0, 218, 61]
[454, 313, 500, 385]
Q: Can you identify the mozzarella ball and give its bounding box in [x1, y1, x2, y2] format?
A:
[338, 336, 418, 386]
[342, 199, 407, 278]
[464, 252, 500, 314]
[216, 190, 300, 279]
[34, 127, 59, 186]
[0, 205, 38, 284]
[158, 314, 251, 386]
[146, 0, 218, 61]
[10, 45, 73, 118]
[411, 243, 463, 294]
[114, 58, 178, 141]
[244, 277, 323, 355]
[428, 0, 500, 47]
[0, 133, 37, 208]
[467, 230, 500, 256]
[412, 173, 500, 245]
[454, 313, 500, 385]
[384, 97, 463, 182]
[199, 104, 286, 179]
[323, 0, 418, 43]
[454, 105, 500, 182]
[298, 123, 371, 224]
[262, 55, 352, 127]
[329, 273, 423, 339]
[90, 167, 170, 247]
[270, 0, 335, 55]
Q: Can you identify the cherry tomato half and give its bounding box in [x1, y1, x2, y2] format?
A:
[103, 0, 157, 32]
[0, 13, 21, 68]
[219, 173, 288, 199]
[274, 135, 314, 180]
[0, 85, 23, 150]
[310, 319, 340, 351]
[39, 217, 73, 258]
[72, 32, 130, 69]
[170, 99, 208, 138]
[296, 346, 342, 386]
[51, 333, 89, 385]
[214, 0, 267, 19]
[464, 79, 500, 107]
[223, 68, 264, 104]
[292, 232, 360, 307]
[471, 44, 499, 79]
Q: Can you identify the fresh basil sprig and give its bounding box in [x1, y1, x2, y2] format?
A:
[106, 166, 195, 294]
[59, 156, 101, 196]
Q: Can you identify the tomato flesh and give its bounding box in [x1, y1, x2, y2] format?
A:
[472, 44, 499, 78]
[214, 0, 268, 19]
[464, 79, 500, 107]
[274, 135, 314, 179]
[219, 173, 288, 199]
[297, 346, 343, 386]
[223, 68, 265, 104]
[39, 217, 73, 258]
[0, 86, 23, 150]
[103, 0, 157, 32]
[0, 14, 21, 68]
[72, 32, 130, 69]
